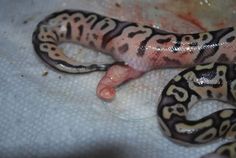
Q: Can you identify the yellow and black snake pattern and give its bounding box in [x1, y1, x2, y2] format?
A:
[158, 63, 236, 158]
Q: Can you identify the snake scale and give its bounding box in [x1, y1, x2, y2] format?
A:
[32, 10, 236, 158]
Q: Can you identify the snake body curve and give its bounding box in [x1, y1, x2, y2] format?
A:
[32, 10, 236, 158]
[158, 63, 236, 158]
[32, 10, 236, 73]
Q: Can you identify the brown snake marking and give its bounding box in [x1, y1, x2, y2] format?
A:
[158, 63, 236, 158]
[32, 10, 236, 158]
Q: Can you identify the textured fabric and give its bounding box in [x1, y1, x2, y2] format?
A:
[0, 0, 234, 158]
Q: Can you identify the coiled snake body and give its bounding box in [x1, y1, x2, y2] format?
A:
[158, 63, 236, 158]
[32, 10, 236, 158]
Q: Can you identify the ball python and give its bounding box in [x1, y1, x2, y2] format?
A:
[158, 63, 236, 158]
[32, 10, 236, 101]
[32, 10, 236, 158]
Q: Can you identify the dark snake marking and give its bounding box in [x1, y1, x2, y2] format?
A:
[194, 27, 234, 63]
[66, 22, 72, 39]
[226, 36, 235, 43]
[158, 63, 236, 158]
[101, 22, 136, 49]
[118, 43, 129, 54]
[33, 10, 236, 74]
[217, 54, 230, 62]
[156, 37, 172, 44]
[128, 30, 147, 38]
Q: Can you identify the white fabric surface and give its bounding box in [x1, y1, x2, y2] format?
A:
[0, 0, 234, 158]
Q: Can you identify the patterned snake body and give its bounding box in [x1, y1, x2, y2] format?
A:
[157, 63, 236, 158]
[32, 10, 236, 158]
[33, 10, 236, 73]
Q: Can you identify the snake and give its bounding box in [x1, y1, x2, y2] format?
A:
[158, 63, 236, 158]
[32, 10, 236, 158]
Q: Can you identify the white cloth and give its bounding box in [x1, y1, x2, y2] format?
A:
[0, 0, 233, 158]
